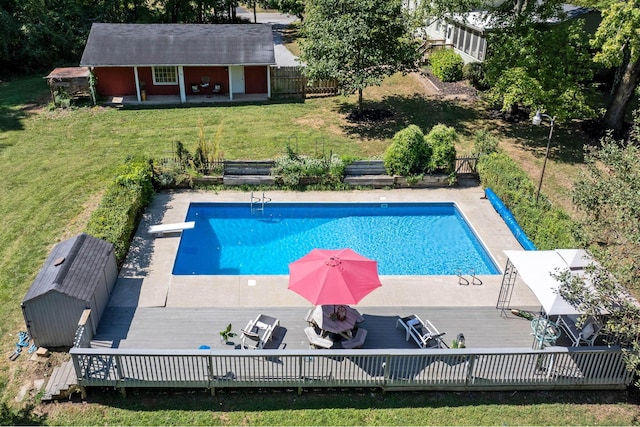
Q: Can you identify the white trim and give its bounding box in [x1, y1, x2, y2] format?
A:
[152, 66, 178, 85]
[178, 66, 186, 103]
[134, 66, 142, 102]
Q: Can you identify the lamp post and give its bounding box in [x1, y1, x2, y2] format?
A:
[532, 110, 556, 204]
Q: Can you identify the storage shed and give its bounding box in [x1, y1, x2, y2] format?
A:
[21, 233, 117, 348]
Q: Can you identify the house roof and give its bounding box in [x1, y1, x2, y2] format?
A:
[22, 233, 114, 303]
[80, 23, 276, 67]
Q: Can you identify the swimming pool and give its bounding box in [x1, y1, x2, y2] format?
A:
[172, 202, 500, 276]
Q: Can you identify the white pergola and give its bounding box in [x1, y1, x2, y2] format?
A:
[500, 249, 593, 316]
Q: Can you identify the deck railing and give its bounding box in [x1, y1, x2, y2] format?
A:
[70, 346, 632, 393]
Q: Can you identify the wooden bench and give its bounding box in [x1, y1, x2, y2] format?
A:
[343, 160, 394, 188]
[304, 327, 333, 349]
[223, 160, 274, 176]
[341, 327, 368, 349]
[223, 160, 275, 186]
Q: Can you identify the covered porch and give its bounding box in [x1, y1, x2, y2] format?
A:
[106, 93, 269, 106]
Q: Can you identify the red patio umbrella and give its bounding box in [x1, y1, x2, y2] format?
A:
[288, 248, 382, 305]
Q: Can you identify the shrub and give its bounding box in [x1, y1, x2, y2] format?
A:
[384, 125, 431, 176]
[272, 145, 344, 187]
[425, 124, 457, 174]
[473, 129, 500, 156]
[477, 152, 577, 249]
[429, 48, 464, 82]
[85, 157, 155, 263]
[462, 61, 488, 90]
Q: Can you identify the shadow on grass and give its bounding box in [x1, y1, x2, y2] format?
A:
[336, 94, 481, 141]
[78, 387, 634, 412]
[116, 97, 305, 112]
[0, 105, 26, 134]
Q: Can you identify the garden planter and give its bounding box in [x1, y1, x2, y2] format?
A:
[394, 175, 452, 188]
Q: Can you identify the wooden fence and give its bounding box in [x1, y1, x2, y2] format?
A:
[70, 346, 632, 394]
[271, 66, 339, 98]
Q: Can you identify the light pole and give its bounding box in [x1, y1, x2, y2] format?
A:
[532, 110, 556, 204]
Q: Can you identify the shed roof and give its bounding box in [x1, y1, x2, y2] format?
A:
[80, 23, 276, 67]
[22, 233, 114, 303]
[45, 67, 90, 80]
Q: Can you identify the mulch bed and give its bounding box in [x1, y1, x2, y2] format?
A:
[422, 71, 478, 99]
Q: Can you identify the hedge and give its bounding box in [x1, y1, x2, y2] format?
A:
[477, 152, 577, 250]
[85, 157, 155, 264]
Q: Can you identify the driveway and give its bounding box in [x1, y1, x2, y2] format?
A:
[236, 8, 303, 67]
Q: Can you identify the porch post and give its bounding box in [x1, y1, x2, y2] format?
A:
[178, 66, 186, 103]
[267, 66, 272, 99]
[134, 66, 141, 103]
[228, 67, 233, 101]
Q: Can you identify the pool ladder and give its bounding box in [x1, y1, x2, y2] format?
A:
[250, 191, 271, 214]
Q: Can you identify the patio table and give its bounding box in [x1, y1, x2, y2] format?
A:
[311, 305, 359, 337]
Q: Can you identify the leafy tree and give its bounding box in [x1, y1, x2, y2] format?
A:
[384, 125, 431, 176]
[271, 0, 304, 20]
[483, 13, 595, 120]
[300, 0, 422, 113]
[571, 124, 640, 292]
[590, 0, 640, 132]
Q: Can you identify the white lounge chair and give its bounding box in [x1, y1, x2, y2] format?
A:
[241, 314, 280, 349]
[148, 221, 195, 236]
[396, 314, 446, 348]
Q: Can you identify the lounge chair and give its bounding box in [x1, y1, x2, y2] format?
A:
[396, 314, 446, 348]
[241, 314, 279, 349]
[304, 326, 333, 349]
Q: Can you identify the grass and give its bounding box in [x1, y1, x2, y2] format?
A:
[38, 389, 640, 425]
[0, 74, 633, 425]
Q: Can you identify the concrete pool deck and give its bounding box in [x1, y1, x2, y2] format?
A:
[108, 185, 540, 311]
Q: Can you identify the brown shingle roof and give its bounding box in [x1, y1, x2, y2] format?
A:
[80, 23, 275, 67]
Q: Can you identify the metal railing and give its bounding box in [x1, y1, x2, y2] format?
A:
[70, 346, 632, 393]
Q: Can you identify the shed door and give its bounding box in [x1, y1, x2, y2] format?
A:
[230, 66, 245, 94]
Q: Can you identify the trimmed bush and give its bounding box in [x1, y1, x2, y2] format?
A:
[462, 61, 488, 90]
[425, 124, 457, 174]
[429, 48, 464, 82]
[384, 125, 431, 176]
[85, 157, 155, 264]
[477, 152, 577, 249]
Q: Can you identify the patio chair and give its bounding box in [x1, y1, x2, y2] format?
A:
[241, 314, 280, 349]
[396, 314, 446, 349]
[557, 315, 601, 347]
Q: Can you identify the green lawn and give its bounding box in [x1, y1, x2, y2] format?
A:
[1, 75, 636, 425]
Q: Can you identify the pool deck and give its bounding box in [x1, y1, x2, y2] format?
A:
[96, 186, 545, 350]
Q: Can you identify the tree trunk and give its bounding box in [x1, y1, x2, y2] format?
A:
[358, 89, 363, 113]
[603, 57, 640, 133]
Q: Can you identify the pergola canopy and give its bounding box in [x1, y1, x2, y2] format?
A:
[504, 249, 594, 316]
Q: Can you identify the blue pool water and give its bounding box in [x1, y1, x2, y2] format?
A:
[172, 202, 500, 276]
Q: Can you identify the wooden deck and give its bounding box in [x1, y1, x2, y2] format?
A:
[92, 305, 552, 351]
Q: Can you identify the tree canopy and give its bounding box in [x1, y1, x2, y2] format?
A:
[590, 0, 640, 132]
[300, 0, 422, 113]
[482, 1, 595, 120]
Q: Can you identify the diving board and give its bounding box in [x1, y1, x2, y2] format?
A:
[148, 221, 195, 236]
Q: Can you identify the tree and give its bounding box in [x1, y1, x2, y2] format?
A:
[483, 5, 595, 120]
[272, 0, 304, 20]
[590, 0, 640, 132]
[571, 121, 640, 291]
[300, 0, 421, 113]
